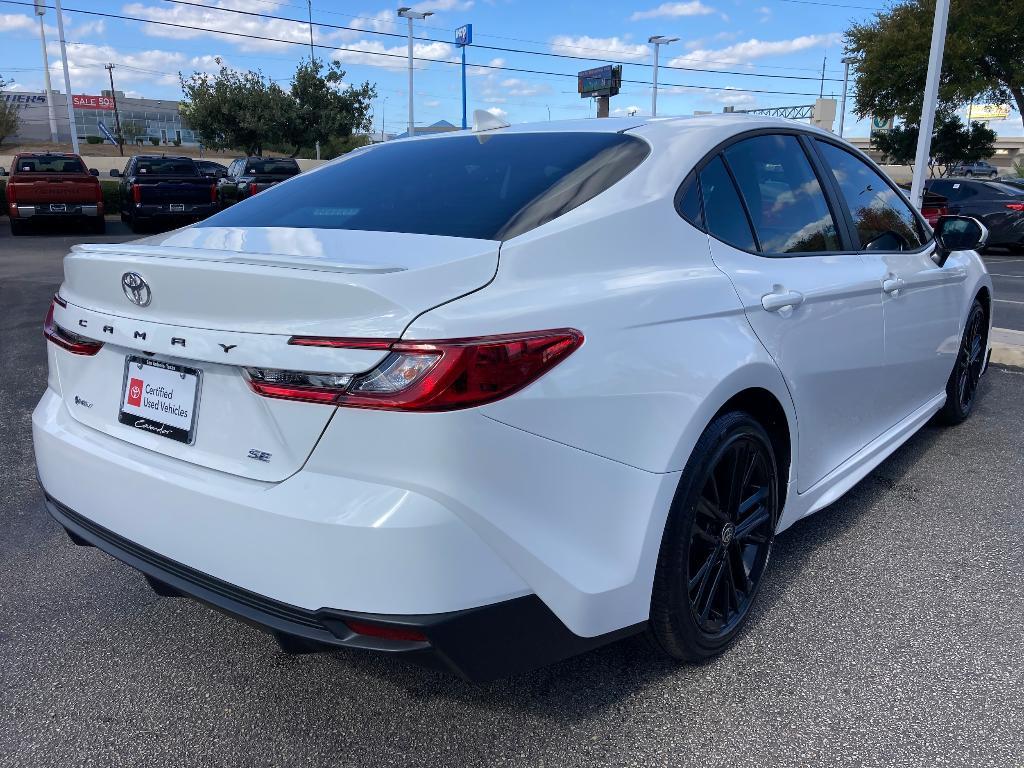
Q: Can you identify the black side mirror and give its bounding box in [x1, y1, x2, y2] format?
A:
[90, 168, 99, 177]
[109, 168, 121, 178]
[934, 215, 988, 265]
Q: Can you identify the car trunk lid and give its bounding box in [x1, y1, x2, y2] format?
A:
[52, 226, 499, 481]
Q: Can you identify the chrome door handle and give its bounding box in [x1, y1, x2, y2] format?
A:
[761, 289, 805, 313]
[882, 276, 905, 295]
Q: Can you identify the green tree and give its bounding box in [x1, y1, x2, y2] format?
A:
[120, 118, 144, 146]
[179, 61, 296, 156]
[845, 0, 1024, 121]
[289, 59, 376, 153]
[870, 114, 996, 176]
[0, 75, 21, 146]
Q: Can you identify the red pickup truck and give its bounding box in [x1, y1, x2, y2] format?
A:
[5, 152, 105, 235]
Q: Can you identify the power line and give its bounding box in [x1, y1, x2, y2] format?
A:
[770, 0, 884, 9]
[2, 1, 837, 99]
[160, 0, 846, 83]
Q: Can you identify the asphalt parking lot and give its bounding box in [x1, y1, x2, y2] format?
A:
[983, 252, 1024, 332]
[2, 221, 1023, 768]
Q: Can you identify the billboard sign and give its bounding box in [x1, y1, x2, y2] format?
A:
[72, 94, 116, 110]
[578, 65, 621, 98]
[968, 104, 1010, 121]
[455, 24, 472, 47]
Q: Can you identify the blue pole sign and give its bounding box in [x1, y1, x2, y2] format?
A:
[456, 24, 472, 129]
[96, 120, 118, 146]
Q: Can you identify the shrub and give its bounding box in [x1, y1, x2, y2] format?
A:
[99, 180, 121, 214]
[172, 138, 182, 147]
[86, 135, 104, 144]
[149, 137, 160, 146]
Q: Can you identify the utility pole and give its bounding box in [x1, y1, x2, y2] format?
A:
[307, 0, 320, 160]
[34, 1, 59, 143]
[398, 7, 433, 137]
[838, 56, 856, 138]
[53, 0, 79, 153]
[104, 63, 124, 156]
[819, 56, 826, 99]
[909, 0, 950, 211]
[648, 36, 678, 117]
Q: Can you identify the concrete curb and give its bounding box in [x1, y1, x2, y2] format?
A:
[991, 328, 1024, 369]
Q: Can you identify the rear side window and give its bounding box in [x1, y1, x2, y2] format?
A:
[724, 135, 841, 254]
[198, 132, 649, 240]
[135, 158, 199, 176]
[676, 171, 703, 229]
[816, 141, 926, 251]
[698, 156, 757, 252]
[244, 159, 300, 175]
[16, 155, 85, 173]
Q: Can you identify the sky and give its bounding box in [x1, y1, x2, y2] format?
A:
[0, 0, 1021, 138]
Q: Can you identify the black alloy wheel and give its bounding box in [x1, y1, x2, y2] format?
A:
[649, 412, 779, 661]
[938, 299, 987, 425]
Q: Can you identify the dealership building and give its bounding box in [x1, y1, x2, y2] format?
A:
[1, 90, 199, 147]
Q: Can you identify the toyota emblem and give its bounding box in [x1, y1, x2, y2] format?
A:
[121, 272, 152, 307]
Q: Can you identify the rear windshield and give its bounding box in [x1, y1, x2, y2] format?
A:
[199, 132, 649, 240]
[245, 159, 300, 175]
[135, 158, 199, 176]
[15, 156, 85, 174]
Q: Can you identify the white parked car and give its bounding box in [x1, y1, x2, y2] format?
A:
[34, 115, 993, 680]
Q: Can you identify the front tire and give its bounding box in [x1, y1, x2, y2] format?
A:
[649, 411, 780, 662]
[937, 299, 987, 425]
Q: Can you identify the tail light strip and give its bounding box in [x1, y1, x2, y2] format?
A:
[246, 329, 584, 412]
[44, 300, 103, 356]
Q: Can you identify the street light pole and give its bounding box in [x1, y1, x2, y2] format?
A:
[104, 63, 124, 156]
[398, 7, 433, 138]
[53, 0, 79, 153]
[34, 3, 59, 143]
[838, 56, 856, 138]
[648, 36, 678, 117]
[909, 0, 950, 211]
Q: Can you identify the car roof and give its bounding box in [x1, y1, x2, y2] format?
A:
[14, 152, 81, 158]
[132, 154, 195, 161]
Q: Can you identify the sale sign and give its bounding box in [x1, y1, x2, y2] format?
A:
[72, 94, 115, 110]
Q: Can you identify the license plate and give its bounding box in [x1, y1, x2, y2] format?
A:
[169, 203, 185, 212]
[49, 204, 66, 213]
[118, 356, 202, 444]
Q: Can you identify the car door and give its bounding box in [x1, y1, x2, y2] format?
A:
[814, 139, 964, 427]
[697, 132, 887, 493]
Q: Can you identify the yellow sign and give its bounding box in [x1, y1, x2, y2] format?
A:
[968, 104, 1011, 121]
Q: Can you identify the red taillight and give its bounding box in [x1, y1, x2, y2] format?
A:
[7, 182, 16, 205]
[344, 620, 427, 643]
[246, 329, 584, 411]
[131, 183, 141, 204]
[249, 182, 259, 196]
[210, 183, 217, 203]
[43, 301, 103, 356]
[1006, 203, 1024, 212]
[94, 180, 103, 203]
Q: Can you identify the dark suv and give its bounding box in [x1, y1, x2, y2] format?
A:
[926, 177, 1024, 250]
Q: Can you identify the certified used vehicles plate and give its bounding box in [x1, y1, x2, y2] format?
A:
[118, 356, 202, 444]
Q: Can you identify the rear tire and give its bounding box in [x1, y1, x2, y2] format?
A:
[648, 411, 780, 662]
[129, 216, 146, 234]
[89, 217, 106, 235]
[9, 218, 27, 236]
[937, 299, 987, 425]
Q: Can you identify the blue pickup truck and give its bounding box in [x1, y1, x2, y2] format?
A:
[114, 155, 218, 233]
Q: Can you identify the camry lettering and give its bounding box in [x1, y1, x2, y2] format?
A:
[171, 337, 186, 347]
[66, 318, 242, 352]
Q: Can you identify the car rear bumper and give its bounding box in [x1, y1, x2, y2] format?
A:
[44, 493, 640, 680]
[131, 202, 218, 218]
[15, 204, 100, 218]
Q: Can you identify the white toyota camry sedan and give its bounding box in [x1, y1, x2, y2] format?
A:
[34, 114, 993, 680]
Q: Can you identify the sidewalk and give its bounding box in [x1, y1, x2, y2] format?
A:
[992, 327, 1024, 368]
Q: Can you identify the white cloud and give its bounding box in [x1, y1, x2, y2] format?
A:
[469, 57, 504, 76]
[670, 33, 842, 68]
[0, 13, 35, 33]
[757, 5, 772, 21]
[331, 40, 454, 71]
[44, 41, 190, 91]
[629, 2, 716, 21]
[611, 105, 644, 116]
[484, 106, 507, 120]
[499, 78, 550, 97]
[411, 0, 474, 10]
[550, 35, 649, 62]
